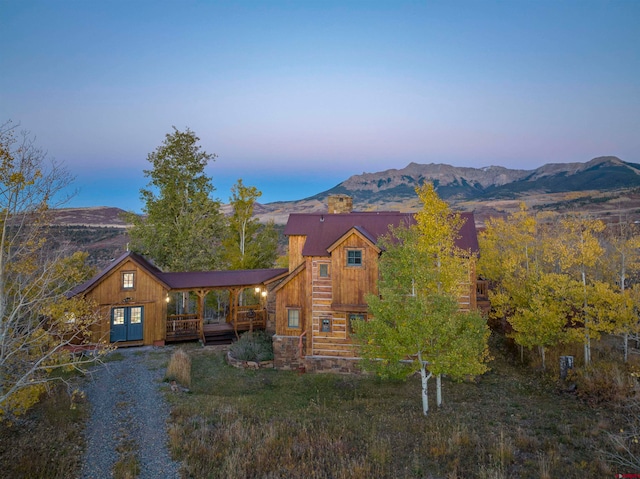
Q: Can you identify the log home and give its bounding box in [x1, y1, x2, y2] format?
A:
[272, 194, 481, 373]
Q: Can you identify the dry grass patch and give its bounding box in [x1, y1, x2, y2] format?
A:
[165, 348, 192, 388]
[164, 338, 623, 478]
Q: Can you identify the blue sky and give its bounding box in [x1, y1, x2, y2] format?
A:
[1, 0, 639, 212]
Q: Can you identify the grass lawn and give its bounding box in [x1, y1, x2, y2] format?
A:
[166, 336, 628, 479]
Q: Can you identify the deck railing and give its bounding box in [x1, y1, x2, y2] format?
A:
[166, 308, 267, 341]
[166, 313, 200, 340]
[235, 306, 267, 330]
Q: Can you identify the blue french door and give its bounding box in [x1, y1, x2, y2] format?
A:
[110, 306, 144, 342]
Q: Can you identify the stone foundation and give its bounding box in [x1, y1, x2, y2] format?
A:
[303, 355, 363, 374]
[273, 336, 365, 374]
[272, 335, 306, 370]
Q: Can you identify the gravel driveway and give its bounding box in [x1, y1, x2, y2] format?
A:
[79, 346, 182, 479]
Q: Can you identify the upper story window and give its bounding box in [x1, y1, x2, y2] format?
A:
[346, 249, 363, 267]
[319, 263, 329, 278]
[122, 271, 135, 290]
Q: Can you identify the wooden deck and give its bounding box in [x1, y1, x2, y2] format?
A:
[165, 308, 268, 345]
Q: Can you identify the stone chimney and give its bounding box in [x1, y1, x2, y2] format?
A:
[328, 194, 353, 214]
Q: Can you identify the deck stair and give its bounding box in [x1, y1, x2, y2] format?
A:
[203, 323, 237, 345]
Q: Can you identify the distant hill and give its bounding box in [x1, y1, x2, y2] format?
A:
[45, 207, 131, 268]
[46, 206, 131, 228]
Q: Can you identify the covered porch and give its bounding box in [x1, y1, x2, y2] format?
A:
[159, 268, 288, 345]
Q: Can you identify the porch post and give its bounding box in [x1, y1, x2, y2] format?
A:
[196, 290, 207, 339]
[229, 288, 239, 339]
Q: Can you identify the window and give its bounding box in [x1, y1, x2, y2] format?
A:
[130, 307, 142, 324]
[319, 263, 329, 278]
[348, 313, 366, 333]
[287, 309, 300, 328]
[347, 249, 362, 266]
[112, 308, 125, 325]
[122, 272, 135, 289]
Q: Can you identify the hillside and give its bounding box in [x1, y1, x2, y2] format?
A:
[45, 207, 131, 268]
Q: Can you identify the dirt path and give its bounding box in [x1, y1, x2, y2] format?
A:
[79, 347, 181, 479]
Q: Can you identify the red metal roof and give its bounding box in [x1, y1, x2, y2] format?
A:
[158, 268, 288, 290]
[284, 211, 478, 256]
[68, 250, 288, 296]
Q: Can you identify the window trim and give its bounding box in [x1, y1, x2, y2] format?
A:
[122, 271, 135, 290]
[319, 263, 329, 278]
[346, 249, 363, 267]
[287, 308, 301, 329]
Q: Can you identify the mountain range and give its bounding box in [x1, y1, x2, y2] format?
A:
[252, 156, 640, 224]
[48, 156, 640, 229]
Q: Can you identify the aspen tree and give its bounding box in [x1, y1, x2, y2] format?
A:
[355, 184, 490, 415]
[0, 122, 102, 418]
[221, 179, 278, 270]
[544, 215, 605, 366]
[507, 273, 579, 370]
[479, 204, 543, 360]
[600, 219, 640, 361]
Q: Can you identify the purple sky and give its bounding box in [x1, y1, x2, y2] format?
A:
[1, 0, 639, 211]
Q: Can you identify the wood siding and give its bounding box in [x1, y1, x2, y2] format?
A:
[331, 233, 379, 308]
[275, 266, 308, 338]
[85, 258, 167, 346]
[276, 227, 479, 361]
[288, 235, 306, 271]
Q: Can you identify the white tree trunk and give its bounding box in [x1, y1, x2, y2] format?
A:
[584, 334, 591, 366]
[436, 374, 443, 408]
[582, 269, 591, 366]
[418, 351, 431, 416]
[624, 333, 629, 363]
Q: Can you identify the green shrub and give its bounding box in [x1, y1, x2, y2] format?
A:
[229, 331, 274, 362]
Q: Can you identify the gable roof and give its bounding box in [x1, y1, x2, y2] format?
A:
[271, 262, 306, 294]
[284, 211, 479, 256]
[67, 251, 168, 297]
[326, 226, 382, 254]
[68, 250, 289, 297]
